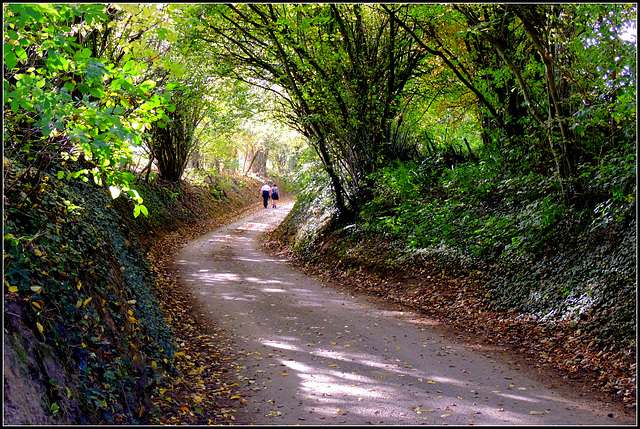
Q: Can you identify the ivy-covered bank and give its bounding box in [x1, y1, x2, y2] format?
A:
[271, 157, 636, 407]
[3, 157, 262, 424]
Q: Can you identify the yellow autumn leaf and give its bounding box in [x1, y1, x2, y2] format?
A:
[30, 286, 42, 293]
[427, 380, 436, 384]
[441, 413, 451, 417]
[529, 411, 545, 415]
[36, 322, 44, 334]
[82, 297, 92, 307]
[77, 281, 82, 290]
[31, 301, 42, 309]
[8, 286, 18, 293]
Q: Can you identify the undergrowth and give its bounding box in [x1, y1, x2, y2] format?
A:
[279, 151, 636, 353]
[357, 154, 636, 340]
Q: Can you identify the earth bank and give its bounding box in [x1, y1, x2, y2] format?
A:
[3, 169, 265, 425]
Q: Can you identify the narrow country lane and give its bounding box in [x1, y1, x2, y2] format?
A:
[175, 200, 629, 425]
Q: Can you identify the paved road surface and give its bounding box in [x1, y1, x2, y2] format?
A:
[175, 200, 633, 425]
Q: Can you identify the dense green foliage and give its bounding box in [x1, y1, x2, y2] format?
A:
[183, 4, 437, 218]
[3, 4, 181, 217]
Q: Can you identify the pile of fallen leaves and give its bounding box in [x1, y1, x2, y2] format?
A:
[262, 232, 637, 412]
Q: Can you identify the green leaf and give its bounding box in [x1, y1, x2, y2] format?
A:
[140, 80, 156, 92]
[4, 50, 17, 70]
[88, 87, 104, 98]
[77, 82, 89, 94]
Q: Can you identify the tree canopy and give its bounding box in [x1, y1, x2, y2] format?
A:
[4, 3, 636, 218]
[175, 3, 636, 219]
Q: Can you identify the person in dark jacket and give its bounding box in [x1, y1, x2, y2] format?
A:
[270, 183, 279, 208]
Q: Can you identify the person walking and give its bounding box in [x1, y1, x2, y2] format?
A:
[270, 183, 279, 208]
[260, 181, 271, 208]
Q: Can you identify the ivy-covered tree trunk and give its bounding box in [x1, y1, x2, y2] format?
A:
[147, 84, 210, 183]
[150, 103, 195, 183]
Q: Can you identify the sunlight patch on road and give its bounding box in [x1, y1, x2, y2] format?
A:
[236, 222, 271, 232]
[496, 392, 538, 403]
[261, 287, 286, 293]
[234, 257, 271, 263]
[261, 339, 300, 351]
[202, 272, 243, 283]
[245, 277, 284, 284]
[218, 293, 256, 302]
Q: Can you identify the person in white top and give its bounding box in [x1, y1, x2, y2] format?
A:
[260, 182, 271, 208]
